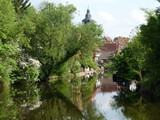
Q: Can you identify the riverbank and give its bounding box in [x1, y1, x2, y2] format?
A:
[76, 66, 104, 77]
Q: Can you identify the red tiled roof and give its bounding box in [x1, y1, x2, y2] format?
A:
[114, 37, 129, 47]
[100, 43, 117, 52]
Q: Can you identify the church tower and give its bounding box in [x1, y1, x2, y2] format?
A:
[82, 9, 92, 24]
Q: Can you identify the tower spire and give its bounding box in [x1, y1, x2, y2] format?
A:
[82, 8, 92, 24]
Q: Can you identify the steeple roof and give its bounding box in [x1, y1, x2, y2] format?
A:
[82, 9, 92, 24]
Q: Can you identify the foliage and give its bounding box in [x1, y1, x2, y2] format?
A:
[0, 0, 104, 85]
[0, 0, 18, 85]
[72, 23, 103, 67]
[11, 58, 41, 84]
[139, 7, 160, 97]
[28, 2, 76, 79]
[110, 36, 147, 81]
[26, 67, 39, 82]
[81, 75, 97, 100]
[28, 2, 103, 79]
[110, 6, 160, 97]
[65, 22, 103, 70]
[0, 84, 20, 119]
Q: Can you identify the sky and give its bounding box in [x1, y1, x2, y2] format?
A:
[30, 0, 159, 39]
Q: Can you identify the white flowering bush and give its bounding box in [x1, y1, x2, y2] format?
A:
[19, 61, 27, 69]
[28, 58, 41, 69]
[11, 58, 41, 84]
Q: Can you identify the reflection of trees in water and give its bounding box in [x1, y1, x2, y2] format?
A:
[83, 102, 105, 120]
[0, 76, 106, 120]
[81, 76, 105, 120]
[10, 83, 41, 116]
[81, 76, 97, 102]
[111, 91, 160, 120]
[24, 91, 84, 120]
[11, 83, 40, 105]
[0, 77, 159, 120]
[20, 80, 83, 120]
[15, 77, 105, 120]
[0, 83, 20, 120]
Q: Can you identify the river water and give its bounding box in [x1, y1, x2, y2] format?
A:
[0, 75, 160, 120]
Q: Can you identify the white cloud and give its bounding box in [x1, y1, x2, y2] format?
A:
[131, 9, 146, 24]
[98, 11, 117, 25]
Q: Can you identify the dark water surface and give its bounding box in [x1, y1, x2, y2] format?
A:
[0, 76, 160, 120]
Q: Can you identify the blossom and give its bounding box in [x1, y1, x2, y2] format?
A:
[19, 61, 27, 69]
[28, 58, 41, 69]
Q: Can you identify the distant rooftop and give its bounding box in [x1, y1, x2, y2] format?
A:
[114, 37, 129, 47]
[104, 36, 113, 43]
[100, 43, 118, 52]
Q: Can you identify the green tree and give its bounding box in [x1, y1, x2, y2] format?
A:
[0, 0, 18, 85]
[110, 34, 147, 81]
[29, 2, 104, 79]
[58, 22, 103, 77]
[30, 2, 76, 79]
[139, 7, 160, 97]
[9, 6, 40, 84]
[67, 23, 103, 68]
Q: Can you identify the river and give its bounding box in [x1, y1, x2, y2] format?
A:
[0, 75, 160, 120]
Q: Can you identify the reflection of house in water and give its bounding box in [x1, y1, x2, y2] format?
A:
[96, 83, 117, 93]
[91, 77, 117, 101]
[95, 78, 117, 93]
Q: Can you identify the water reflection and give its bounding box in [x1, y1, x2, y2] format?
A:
[0, 83, 20, 120]
[0, 76, 160, 120]
[94, 75, 160, 120]
[94, 92, 128, 120]
[0, 76, 105, 120]
[111, 91, 160, 120]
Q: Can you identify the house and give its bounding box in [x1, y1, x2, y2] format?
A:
[113, 37, 129, 50]
[99, 43, 120, 62]
[81, 9, 129, 64]
[99, 36, 129, 63]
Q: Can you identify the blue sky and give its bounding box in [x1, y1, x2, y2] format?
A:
[30, 0, 159, 38]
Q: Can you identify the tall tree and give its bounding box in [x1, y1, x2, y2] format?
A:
[110, 34, 147, 81]
[30, 2, 76, 79]
[30, 2, 104, 79]
[0, 0, 18, 85]
[139, 7, 160, 97]
[57, 22, 103, 77]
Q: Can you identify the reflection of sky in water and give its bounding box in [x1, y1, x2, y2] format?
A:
[94, 92, 131, 120]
